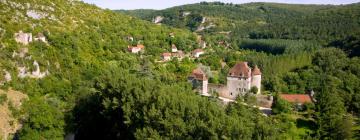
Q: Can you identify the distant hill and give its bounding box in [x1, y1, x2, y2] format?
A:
[117, 2, 360, 43]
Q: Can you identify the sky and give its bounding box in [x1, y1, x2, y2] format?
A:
[82, 0, 360, 10]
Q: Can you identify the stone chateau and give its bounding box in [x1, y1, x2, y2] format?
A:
[189, 61, 262, 100]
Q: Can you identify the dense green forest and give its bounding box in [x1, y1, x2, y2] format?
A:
[119, 2, 360, 44]
[0, 0, 359, 139]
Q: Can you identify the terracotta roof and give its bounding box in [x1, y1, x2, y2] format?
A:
[172, 51, 184, 57]
[252, 65, 261, 75]
[193, 48, 203, 53]
[162, 52, 172, 57]
[279, 94, 313, 104]
[228, 62, 251, 78]
[171, 44, 177, 49]
[189, 68, 207, 81]
[136, 44, 145, 49]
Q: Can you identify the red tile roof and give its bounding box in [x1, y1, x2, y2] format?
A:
[162, 52, 172, 57]
[252, 65, 261, 75]
[136, 44, 145, 49]
[190, 68, 207, 81]
[279, 94, 313, 104]
[228, 62, 251, 78]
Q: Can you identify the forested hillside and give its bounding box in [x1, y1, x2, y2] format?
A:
[0, 0, 307, 139]
[119, 2, 360, 44]
[0, 0, 359, 139]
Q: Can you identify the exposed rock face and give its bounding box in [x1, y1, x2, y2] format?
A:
[201, 17, 206, 24]
[18, 61, 49, 79]
[0, 27, 5, 39]
[0, 70, 12, 85]
[196, 23, 216, 32]
[19, 47, 28, 58]
[14, 31, 32, 45]
[4, 70, 11, 82]
[26, 10, 47, 19]
[153, 16, 164, 24]
[182, 11, 191, 17]
[34, 33, 47, 42]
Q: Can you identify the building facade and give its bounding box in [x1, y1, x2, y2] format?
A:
[225, 62, 261, 99]
[189, 62, 261, 100]
[188, 68, 208, 95]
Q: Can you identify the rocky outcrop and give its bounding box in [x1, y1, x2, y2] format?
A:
[153, 16, 164, 24]
[34, 32, 47, 43]
[0, 70, 12, 85]
[182, 11, 191, 17]
[14, 31, 32, 45]
[18, 60, 49, 79]
[26, 10, 47, 19]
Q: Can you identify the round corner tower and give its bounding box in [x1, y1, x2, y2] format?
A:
[251, 65, 262, 94]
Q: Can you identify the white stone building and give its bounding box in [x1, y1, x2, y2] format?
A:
[224, 62, 261, 99]
[128, 44, 145, 53]
[188, 68, 208, 95]
[161, 52, 172, 61]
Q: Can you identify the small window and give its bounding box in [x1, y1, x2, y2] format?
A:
[230, 92, 233, 96]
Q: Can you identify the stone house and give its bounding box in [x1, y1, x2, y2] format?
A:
[190, 62, 262, 100]
[223, 62, 262, 100]
[128, 44, 144, 53]
[161, 52, 172, 61]
[188, 68, 208, 95]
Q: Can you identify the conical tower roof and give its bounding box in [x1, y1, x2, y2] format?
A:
[252, 65, 261, 75]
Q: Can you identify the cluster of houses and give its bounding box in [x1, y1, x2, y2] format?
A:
[161, 44, 185, 61]
[126, 34, 207, 61]
[160, 45, 205, 61]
